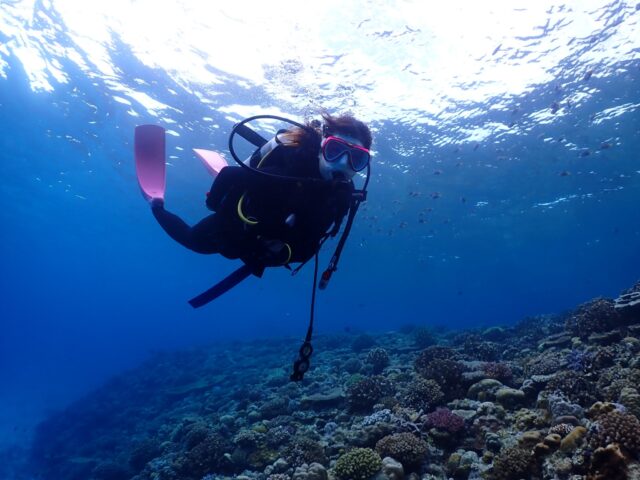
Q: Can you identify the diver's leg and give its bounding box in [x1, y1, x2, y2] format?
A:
[151, 204, 223, 254]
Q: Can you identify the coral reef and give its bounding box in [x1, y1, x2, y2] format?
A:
[22, 280, 640, 480]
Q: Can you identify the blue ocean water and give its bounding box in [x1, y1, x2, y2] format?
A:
[0, 0, 639, 463]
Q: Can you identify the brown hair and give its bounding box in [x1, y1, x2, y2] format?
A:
[321, 112, 372, 150]
[284, 112, 373, 151]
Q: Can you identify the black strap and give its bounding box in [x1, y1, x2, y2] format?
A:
[290, 253, 319, 381]
[234, 123, 268, 148]
[188, 264, 254, 308]
[319, 192, 364, 290]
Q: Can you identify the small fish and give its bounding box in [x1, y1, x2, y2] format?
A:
[583, 69, 593, 81]
[433, 169, 442, 175]
[550, 102, 560, 114]
[559, 170, 571, 176]
[600, 142, 612, 149]
[580, 149, 591, 157]
[430, 192, 441, 199]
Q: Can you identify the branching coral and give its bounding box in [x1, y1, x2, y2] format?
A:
[375, 432, 428, 470]
[546, 371, 597, 406]
[454, 333, 500, 361]
[525, 351, 567, 376]
[564, 298, 621, 339]
[482, 362, 513, 383]
[334, 448, 382, 480]
[588, 410, 640, 457]
[365, 348, 390, 374]
[414, 358, 464, 399]
[284, 437, 328, 468]
[619, 387, 640, 419]
[596, 367, 640, 402]
[490, 445, 532, 480]
[401, 378, 445, 412]
[174, 432, 233, 477]
[414, 346, 459, 367]
[346, 376, 393, 412]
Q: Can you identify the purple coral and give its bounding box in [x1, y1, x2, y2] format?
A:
[425, 408, 465, 433]
[565, 349, 593, 373]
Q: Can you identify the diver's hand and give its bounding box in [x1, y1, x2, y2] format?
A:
[150, 197, 165, 210]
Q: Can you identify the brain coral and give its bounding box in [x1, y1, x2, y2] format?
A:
[334, 448, 382, 480]
[375, 432, 428, 470]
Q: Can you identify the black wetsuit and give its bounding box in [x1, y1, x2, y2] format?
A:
[152, 137, 353, 272]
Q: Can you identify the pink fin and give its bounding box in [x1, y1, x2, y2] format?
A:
[193, 149, 228, 177]
[134, 125, 166, 201]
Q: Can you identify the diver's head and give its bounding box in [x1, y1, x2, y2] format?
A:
[318, 113, 372, 181]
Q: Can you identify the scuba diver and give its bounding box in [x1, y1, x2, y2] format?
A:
[134, 112, 372, 380]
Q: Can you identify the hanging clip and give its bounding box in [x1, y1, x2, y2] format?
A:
[290, 341, 314, 382]
[319, 256, 337, 290]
